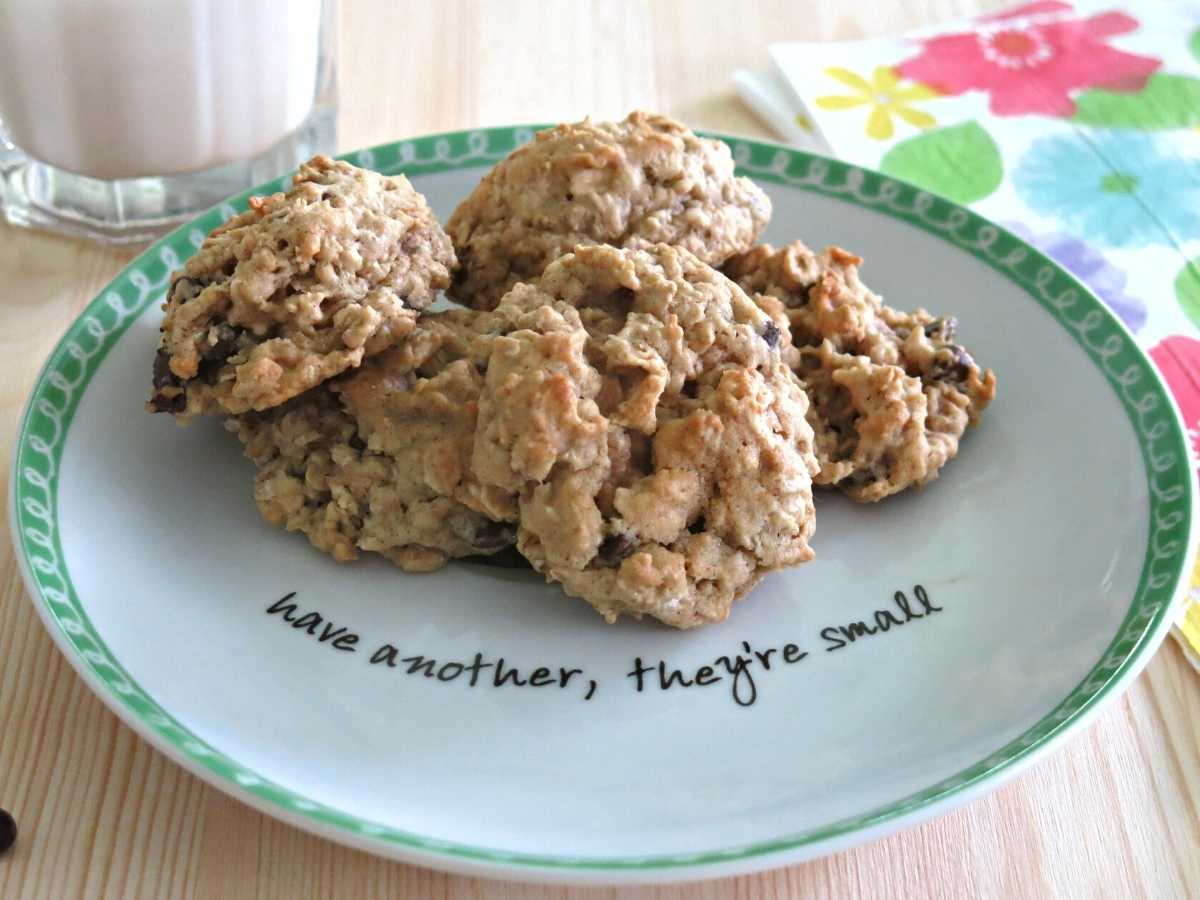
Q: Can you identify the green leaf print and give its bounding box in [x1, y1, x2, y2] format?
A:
[1074, 74, 1200, 130]
[1175, 258, 1200, 330]
[879, 121, 1003, 205]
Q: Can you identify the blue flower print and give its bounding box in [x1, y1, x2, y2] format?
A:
[1003, 222, 1147, 332]
[1013, 130, 1200, 249]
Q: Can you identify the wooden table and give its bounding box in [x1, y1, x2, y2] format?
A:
[2, 1, 1197, 896]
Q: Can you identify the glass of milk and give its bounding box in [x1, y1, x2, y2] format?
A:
[0, 0, 338, 245]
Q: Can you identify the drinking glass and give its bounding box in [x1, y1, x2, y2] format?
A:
[0, 0, 339, 245]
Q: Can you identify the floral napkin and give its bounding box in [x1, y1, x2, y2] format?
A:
[735, 0, 1200, 671]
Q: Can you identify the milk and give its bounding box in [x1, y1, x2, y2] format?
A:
[0, 0, 323, 180]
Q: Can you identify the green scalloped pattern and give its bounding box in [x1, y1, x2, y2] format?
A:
[11, 126, 1195, 873]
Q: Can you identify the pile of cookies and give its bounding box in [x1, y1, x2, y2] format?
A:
[148, 112, 995, 629]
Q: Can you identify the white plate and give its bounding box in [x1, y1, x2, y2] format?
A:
[11, 127, 1197, 884]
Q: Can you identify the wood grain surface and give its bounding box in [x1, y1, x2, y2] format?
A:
[1, 1, 1198, 897]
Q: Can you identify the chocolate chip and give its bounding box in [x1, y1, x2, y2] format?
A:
[476, 522, 515, 551]
[845, 468, 878, 488]
[932, 345, 975, 383]
[348, 434, 367, 452]
[170, 275, 210, 303]
[923, 316, 957, 341]
[202, 323, 242, 361]
[687, 517, 707, 535]
[596, 533, 635, 566]
[149, 390, 187, 414]
[761, 320, 781, 349]
[195, 357, 224, 385]
[151, 348, 180, 389]
[458, 518, 516, 552]
[462, 546, 533, 569]
[0, 807, 16, 856]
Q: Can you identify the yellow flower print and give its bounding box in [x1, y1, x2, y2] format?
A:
[815, 66, 940, 140]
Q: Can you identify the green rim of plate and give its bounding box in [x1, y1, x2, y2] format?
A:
[11, 126, 1195, 872]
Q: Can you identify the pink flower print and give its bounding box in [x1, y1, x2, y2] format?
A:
[895, 2, 1161, 116]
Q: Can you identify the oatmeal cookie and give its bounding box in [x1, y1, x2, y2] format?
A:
[725, 241, 996, 501]
[233, 311, 507, 572]
[151, 155, 457, 421]
[479, 243, 819, 628]
[235, 243, 817, 625]
[445, 111, 771, 311]
[234, 302, 592, 571]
